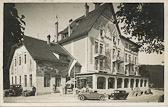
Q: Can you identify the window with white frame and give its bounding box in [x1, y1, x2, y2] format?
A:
[95, 57, 98, 70]
[100, 43, 103, 54]
[95, 41, 98, 53]
[44, 74, 50, 87]
[24, 75, 27, 87]
[113, 48, 115, 59]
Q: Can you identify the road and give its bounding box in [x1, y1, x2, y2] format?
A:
[3, 89, 164, 103]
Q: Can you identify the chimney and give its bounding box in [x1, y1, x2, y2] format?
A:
[55, 15, 58, 42]
[94, 3, 101, 10]
[68, 19, 73, 37]
[47, 35, 51, 44]
[84, 3, 89, 16]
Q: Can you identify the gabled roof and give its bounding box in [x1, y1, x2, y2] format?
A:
[22, 35, 71, 63]
[58, 3, 140, 47]
[58, 3, 109, 44]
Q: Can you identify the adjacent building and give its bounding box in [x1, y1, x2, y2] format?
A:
[58, 3, 149, 93]
[8, 35, 80, 95]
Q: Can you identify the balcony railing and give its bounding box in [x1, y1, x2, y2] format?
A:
[95, 65, 105, 71]
[125, 60, 134, 65]
[94, 50, 106, 58]
[112, 56, 124, 63]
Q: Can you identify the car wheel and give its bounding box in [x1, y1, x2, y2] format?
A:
[78, 95, 85, 101]
[99, 96, 105, 101]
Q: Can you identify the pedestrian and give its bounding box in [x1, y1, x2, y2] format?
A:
[32, 86, 36, 96]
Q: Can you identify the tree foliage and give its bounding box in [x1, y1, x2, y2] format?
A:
[116, 3, 164, 54]
[3, 3, 25, 89]
[139, 66, 150, 78]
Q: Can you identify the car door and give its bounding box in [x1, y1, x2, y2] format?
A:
[90, 92, 99, 99]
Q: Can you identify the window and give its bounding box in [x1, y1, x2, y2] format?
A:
[113, 36, 116, 44]
[24, 75, 27, 87]
[15, 58, 17, 67]
[125, 53, 127, 62]
[97, 77, 106, 89]
[136, 79, 139, 87]
[87, 76, 93, 88]
[19, 56, 21, 65]
[118, 39, 120, 45]
[44, 74, 50, 87]
[20, 76, 21, 84]
[113, 49, 115, 59]
[95, 42, 98, 53]
[117, 63, 120, 72]
[125, 43, 128, 49]
[135, 57, 137, 65]
[15, 76, 17, 84]
[140, 79, 143, 87]
[24, 54, 26, 64]
[30, 74, 32, 87]
[99, 59, 104, 70]
[129, 55, 131, 62]
[117, 78, 122, 88]
[130, 79, 134, 89]
[124, 79, 129, 88]
[108, 77, 115, 89]
[95, 58, 98, 70]
[55, 77, 61, 87]
[100, 29, 104, 37]
[12, 76, 13, 85]
[117, 50, 120, 57]
[144, 80, 147, 87]
[100, 43, 103, 54]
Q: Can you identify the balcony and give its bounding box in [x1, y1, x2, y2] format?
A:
[125, 60, 134, 65]
[94, 50, 106, 58]
[129, 71, 136, 75]
[112, 56, 124, 63]
[95, 65, 106, 72]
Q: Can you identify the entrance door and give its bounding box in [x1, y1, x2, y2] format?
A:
[55, 76, 61, 87]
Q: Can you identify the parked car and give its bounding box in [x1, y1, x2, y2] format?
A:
[78, 91, 105, 101]
[108, 90, 129, 100]
[5, 84, 23, 96]
[22, 86, 36, 97]
[22, 90, 36, 97]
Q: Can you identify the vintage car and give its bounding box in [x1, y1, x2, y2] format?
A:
[108, 90, 129, 100]
[78, 91, 105, 101]
[5, 84, 23, 96]
[22, 90, 36, 97]
[22, 86, 36, 97]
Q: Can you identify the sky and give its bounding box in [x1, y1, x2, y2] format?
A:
[15, 3, 164, 65]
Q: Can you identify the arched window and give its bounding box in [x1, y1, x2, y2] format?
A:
[124, 79, 129, 88]
[108, 77, 115, 89]
[130, 79, 134, 88]
[117, 78, 122, 88]
[136, 79, 139, 87]
[97, 77, 106, 89]
[140, 79, 143, 87]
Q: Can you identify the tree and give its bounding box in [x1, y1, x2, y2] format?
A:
[3, 3, 25, 89]
[115, 3, 164, 54]
[139, 66, 150, 78]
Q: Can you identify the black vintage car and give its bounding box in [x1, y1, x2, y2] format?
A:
[108, 90, 129, 100]
[78, 91, 105, 101]
[5, 85, 23, 96]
